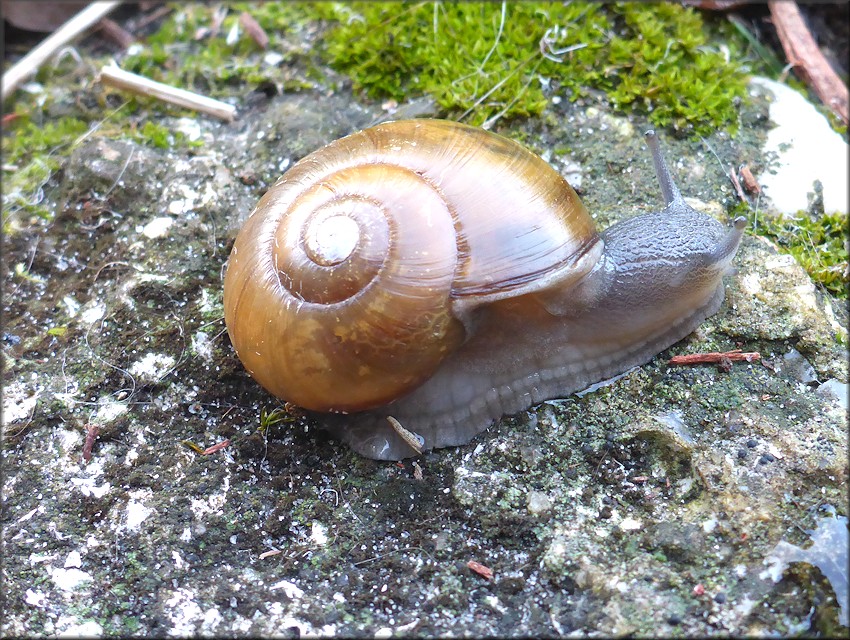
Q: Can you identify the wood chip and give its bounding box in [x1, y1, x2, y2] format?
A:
[739, 165, 761, 194]
[467, 560, 494, 580]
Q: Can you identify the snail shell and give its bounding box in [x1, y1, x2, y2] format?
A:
[224, 119, 744, 459]
[224, 120, 599, 410]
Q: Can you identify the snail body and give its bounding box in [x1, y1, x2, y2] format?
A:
[224, 119, 745, 460]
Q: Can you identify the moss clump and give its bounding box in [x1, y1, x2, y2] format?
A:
[2, 115, 89, 223]
[121, 2, 311, 90]
[311, 1, 749, 134]
[751, 210, 849, 298]
[120, 2, 749, 135]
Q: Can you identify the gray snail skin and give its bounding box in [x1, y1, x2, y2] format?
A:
[223, 120, 745, 460]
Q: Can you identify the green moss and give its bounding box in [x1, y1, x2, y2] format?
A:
[117, 3, 749, 135]
[2, 115, 89, 222]
[121, 2, 311, 92]
[1, 109, 192, 229]
[2, 115, 89, 166]
[135, 121, 181, 149]
[740, 203, 849, 298]
[310, 1, 749, 134]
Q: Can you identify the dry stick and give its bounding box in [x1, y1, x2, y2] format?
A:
[82, 423, 99, 463]
[1, 1, 121, 102]
[97, 17, 136, 49]
[201, 439, 231, 455]
[668, 350, 761, 366]
[768, 1, 849, 124]
[98, 66, 237, 122]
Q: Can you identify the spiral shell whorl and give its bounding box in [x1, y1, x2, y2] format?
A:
[224, 154, 465, 412]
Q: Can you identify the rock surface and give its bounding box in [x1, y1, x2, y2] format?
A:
[750, 77, 849, 215]
[3, 85, 847, 637]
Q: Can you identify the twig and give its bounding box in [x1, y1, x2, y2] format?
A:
[728, 164, 747, 203]
[98, 66, 237, 122]
[202, 439, 231, 455]
[239, 12, 269, 49]
[668, 349, 761, 366]
[768, 1, 849, 124]
[97, 17, 136, 50]
[386, 416, 423, 455]
[2, 1, 121, 101]
[82, 423, 99, 463]
[135, 4, 174, 31]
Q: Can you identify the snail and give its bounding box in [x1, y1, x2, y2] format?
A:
[223, 119, 745, 460]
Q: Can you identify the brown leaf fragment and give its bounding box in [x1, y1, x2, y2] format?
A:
[239, 11, 269, 49]
[467, 560, 494, 580]
[739, 165, 761, 195]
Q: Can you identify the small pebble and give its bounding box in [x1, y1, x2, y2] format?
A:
[527, 491, 553, 515]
